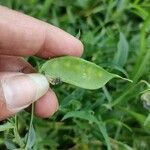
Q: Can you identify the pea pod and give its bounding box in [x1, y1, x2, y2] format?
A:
[40, 56, 132, 90]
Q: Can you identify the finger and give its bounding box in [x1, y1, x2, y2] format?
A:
[0, 55, 35, 73]
[0, 72, 49, 121]
[0, 55, 58, 118]
[0, 6, 83, 58]
[35, 90, 58, 118]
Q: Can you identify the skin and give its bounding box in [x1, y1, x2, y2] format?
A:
[0, 5, 83, 120]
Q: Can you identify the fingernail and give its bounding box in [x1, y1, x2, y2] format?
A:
[2, 73, 49, 112]
[27, 73, 49, 100]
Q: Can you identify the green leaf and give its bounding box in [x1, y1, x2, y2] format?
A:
[61, 88, 84, 106]
[40, 56, 131, 89]
[39, 0, 53, 16]
[105, 119, 132, 132]
[76, 30, 81, 39]
[62, 110, 97, 122]
[25, 124, 36, 149]
[105, 63, 129, 77]
[0, 122, 14, 132]
[130, 4, 149, 20]
[62, 111, 112, 150]
[5, 140, 17, 150]
[113, 32, 129, 67]
[119, 107, 150, 129]
[111, 139, 134, 150]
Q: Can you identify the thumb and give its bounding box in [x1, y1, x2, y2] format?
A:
[0, 72, 49, 120]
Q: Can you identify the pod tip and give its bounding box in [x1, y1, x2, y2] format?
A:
[115, 75, 133, 83]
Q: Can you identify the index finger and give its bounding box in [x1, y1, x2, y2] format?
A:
[0, 6, 83, 58]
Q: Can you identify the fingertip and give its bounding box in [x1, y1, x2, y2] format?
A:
[65, 37, 84, 57]
[35, 89, 58, 118]
[76, 39, 84, 57]
[36, 25, 84, 58]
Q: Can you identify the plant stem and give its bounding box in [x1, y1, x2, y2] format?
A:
[14, 115, 25, 148]
[111, 16, 150, 107]
[25, 103, 34, 149]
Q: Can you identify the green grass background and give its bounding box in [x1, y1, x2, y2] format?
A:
[0, 0, 150, 149]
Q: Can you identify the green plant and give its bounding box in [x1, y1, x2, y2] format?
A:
[0, 0, 150, 150]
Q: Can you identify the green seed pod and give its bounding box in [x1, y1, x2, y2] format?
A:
[40, 56, 131, 90]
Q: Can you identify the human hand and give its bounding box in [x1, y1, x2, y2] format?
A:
[0, 6, 83, 121]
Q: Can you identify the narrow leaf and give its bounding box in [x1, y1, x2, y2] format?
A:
[62, 111, 112, 150]
[0, 122, 14, 132]
[113, 32, 129, 67]
[62, 110, 97, 123]
[25, 124, 36, 149]
[119, 107, 150, 129]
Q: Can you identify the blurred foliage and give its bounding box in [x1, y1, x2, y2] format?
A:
[0, 0, 150, 149]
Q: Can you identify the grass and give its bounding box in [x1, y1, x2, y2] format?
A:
[0, 0, 150, 149]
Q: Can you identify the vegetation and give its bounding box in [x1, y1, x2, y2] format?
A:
[0, 0, 150, 149]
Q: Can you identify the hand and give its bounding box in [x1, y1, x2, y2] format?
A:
[0, 6, 83, 121]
